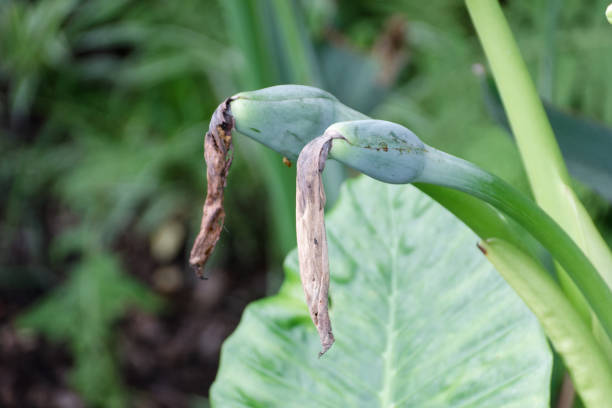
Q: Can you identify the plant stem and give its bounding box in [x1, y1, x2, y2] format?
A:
[221, 0, 300, 259]
[415, 148, 612, 343]
[465, 0, 612, 312]
[466, 0, 569, 195]
[271, 0, 320, 85]
[323, 119, 612, 338]
[481, 238, 612, 408]
[416, 184, 541, 260]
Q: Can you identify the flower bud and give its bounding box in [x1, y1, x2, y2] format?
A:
[230, 85, 367, 160]
[326, 120, 427, 184]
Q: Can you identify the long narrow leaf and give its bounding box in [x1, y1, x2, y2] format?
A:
[480, 238, 612, 408]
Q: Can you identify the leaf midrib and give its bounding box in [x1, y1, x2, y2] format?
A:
[379, 186, 400, 407]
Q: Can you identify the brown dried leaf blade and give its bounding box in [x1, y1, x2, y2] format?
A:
[189, 98, 234, 278]
[296, 133, 343, 356]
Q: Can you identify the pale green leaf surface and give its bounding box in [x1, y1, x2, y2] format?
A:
[211, 176, 551, 407]
[480, 238, 612, 408]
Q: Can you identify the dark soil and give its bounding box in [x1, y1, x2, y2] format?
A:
[0, 228, 268, 408]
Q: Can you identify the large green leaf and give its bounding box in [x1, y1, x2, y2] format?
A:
[211, 176, 551, 407]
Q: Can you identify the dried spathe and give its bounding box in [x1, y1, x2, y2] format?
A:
[189, 98, 234, 279]
[296, 132, 343, 355]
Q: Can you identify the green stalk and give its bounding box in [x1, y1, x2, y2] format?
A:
[221, 0, 279, 88]
[417, 148, 612, 342]
[220, 0, 302, 258]
[231, 85, 544, 263]
[270, 0, 320, 85]
[204, 85, 612, 392]
[465, 0, 612, 313]
[324, 120, 612, 343]
[220, 85, 612, 344]
[416, 184, 541, 260]
[480, 238, 612, 408]
[465, 0, 568, 203]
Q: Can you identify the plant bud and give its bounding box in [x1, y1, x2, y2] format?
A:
[230, 85, 367, 160]
[326, 120, 427, 184]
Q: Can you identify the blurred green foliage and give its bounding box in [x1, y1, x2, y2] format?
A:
[1, 0, 612, 406]
[18, 253, 161, 407]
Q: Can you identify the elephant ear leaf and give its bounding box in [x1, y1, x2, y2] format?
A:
[211, 176, 551, 408]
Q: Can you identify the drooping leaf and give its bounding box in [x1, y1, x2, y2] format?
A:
[211, 176, 551, 407]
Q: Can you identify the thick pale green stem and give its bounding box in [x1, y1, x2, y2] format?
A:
[229, 85, 542, 263]
[413, 147, 612, 343]
[324, 119, 612, 343]
[223, 86, 612, 348]
[416, 185, 541, 260]
[465, 0, 612, 317]
[481, 239, 612, 408]
[466, 0, 568, 195]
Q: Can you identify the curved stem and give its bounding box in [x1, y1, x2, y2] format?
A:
[415, 184, 543, 260]
[466, 0, 612, 315]
[480, 238, 612, 408]
[415, 148, 612, 342]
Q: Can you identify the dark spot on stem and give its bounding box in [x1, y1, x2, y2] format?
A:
[476, 242, 487, 255]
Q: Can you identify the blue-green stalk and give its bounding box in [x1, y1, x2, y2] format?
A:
[229, 86, 533, 253]
[200, 85, 611, 369]
[230, 85, 367, 160]
[221, 86, 612, 326]
[323, 120, 612, 342]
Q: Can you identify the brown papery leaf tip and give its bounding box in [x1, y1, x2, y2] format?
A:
[319, 331, 335, 357]
[296, 133, 344, 356]
[189, 98, 235, 279]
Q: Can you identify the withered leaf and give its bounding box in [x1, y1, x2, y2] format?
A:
[296, 132, 344, 356]
[189, 98, 234, 279]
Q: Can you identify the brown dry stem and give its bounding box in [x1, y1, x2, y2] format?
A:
[296, 132, 344, 356]
[189, 98, 234, 279]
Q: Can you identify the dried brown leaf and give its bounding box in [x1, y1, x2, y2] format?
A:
[189, 98, 234, 279]
[296, 132, 344, 356]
